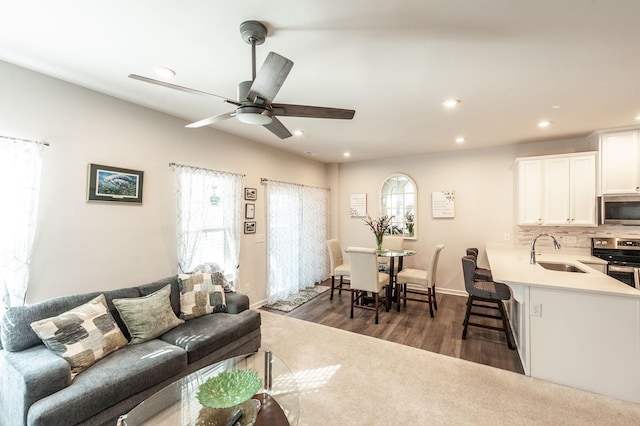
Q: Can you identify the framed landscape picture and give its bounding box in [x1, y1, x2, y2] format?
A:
[87, 163, 144, 203]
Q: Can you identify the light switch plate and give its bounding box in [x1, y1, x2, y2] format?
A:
[530, 303, 542, 317]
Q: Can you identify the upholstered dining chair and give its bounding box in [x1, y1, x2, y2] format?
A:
[345, 247, 390, 324]
[461, 255, 515, 350]
[395, 244, 445, 317]
[378, 235, 404, 272]
[466, 247, 493, 282]
[326, 239, 350, 300]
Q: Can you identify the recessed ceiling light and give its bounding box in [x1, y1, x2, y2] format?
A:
[293, 130, 304, 136]
[538, 120, 552, 128]
[154, 66, 176, 78]
[455, 137, 466, 143]
[343, 152, 351, 157]
[635, 115, 640, 121]
[551, 105, 561, 109]
[442, 99, 461, 108]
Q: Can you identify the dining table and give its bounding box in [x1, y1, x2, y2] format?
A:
[376, 249, 416, 310]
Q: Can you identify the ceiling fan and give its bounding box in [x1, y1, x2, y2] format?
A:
[129, 20, 355, 139]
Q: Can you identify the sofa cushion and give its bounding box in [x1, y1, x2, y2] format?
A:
[1, 287, 140, 352]
[27, 339, 188, 426]
[160, 309, 261, 363]
[30, 294, 128, 379]
[178, 272, 227, 320]
[113, 284, 184, 344]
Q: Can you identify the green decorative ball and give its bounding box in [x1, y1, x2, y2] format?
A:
[196, 369, 262, 409]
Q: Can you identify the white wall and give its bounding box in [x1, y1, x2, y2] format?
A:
[336, 138, 598, 294]
[0, 60, 328, 304]
[1, 59, 605, 303]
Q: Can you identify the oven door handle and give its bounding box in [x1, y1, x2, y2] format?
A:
[608, 265, 636, 273]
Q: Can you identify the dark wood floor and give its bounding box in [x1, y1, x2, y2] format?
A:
[261, 281, 524, 374]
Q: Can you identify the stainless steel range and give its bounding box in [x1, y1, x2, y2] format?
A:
[592, 237, 640, 289]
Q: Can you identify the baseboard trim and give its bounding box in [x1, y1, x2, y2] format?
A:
[252, 298, 267, 310]
[436, 287, 467, 297]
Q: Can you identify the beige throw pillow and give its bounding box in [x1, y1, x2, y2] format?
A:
[30, 294, 128, 378]
[113, 284, 184, 344]
[178, 272, 227, 320]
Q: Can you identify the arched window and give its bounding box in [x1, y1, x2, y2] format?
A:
[380, 174, 417, 239]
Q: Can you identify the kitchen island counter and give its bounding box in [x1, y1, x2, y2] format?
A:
[486, 243, 640, 299]
[485, 242, 640, 404]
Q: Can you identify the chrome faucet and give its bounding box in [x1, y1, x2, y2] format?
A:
[530, 233, 561, 264]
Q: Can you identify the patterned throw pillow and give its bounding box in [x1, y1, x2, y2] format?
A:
[112, 284, 184, 344]
[192, 262, 236, 292]
[30, 294, 128, 379]
[178, 271, 227, 320]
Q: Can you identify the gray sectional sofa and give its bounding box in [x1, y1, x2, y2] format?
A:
[0, 276, 261, 426]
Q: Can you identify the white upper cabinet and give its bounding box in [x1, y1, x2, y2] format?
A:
[569, 155, 597, 225]
[518, 159, 543, 225]
[543, 157, 571, 225]
[599, 130, 640, 194]
[517, 152, 597, 226]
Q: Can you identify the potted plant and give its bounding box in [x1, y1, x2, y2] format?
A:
[363, 215, 394, 250]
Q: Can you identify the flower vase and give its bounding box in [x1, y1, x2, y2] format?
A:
[376, 235, 384, 250]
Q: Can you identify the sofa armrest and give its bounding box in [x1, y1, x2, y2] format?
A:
[0, 345, 71, 426]
[225, 292, 250, 314]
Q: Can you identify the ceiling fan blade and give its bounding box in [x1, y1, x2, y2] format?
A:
[128, 74, 240, 105]
[271, 103, 355, 120]
[246, 52, 294, 104]
[263, 116, 292, 139]
[185, 111, 235, 128]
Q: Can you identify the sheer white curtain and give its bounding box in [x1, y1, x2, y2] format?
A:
[174, 164, 242, 285]
[0, 136, 45, 311]
[265, 180, 329, 303]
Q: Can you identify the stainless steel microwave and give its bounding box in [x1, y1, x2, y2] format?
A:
[600, 195, 640, 225]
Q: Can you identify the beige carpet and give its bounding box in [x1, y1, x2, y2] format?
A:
[260, 310, 640, 425]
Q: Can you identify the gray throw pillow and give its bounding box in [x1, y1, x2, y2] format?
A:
[113, 284, 184, 344]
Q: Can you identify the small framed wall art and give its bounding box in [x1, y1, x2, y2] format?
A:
[244, 221, 256, 234]
[87, 163, 144, 203]
[245, 203, 255, 219]
[245, 187, 257, 200]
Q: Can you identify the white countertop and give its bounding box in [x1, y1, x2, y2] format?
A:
[486, 243, 640, 298]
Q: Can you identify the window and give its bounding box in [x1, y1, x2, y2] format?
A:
[174, 165, 242, 283]
[380, 174, 417, 238]
[0, 136, 45, 311]
[265, 180, 329, 303]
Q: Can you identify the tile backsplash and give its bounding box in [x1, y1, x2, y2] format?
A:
[517, 225, 640, 249]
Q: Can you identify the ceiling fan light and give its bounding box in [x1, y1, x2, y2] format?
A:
[236, 106, 273, 125]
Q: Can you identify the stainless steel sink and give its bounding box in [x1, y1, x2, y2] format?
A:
[538, 261, 586, 273]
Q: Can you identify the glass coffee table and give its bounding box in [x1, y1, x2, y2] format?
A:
[118, 351, 299, 426]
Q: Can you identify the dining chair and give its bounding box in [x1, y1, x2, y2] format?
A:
[466, 247, 493, 282]
[326, 239, 350, 300]
[378, 236, 404, 272]
[461, 255, 515, 350]
[345, 247, 390, 324]
[395, 244, 445, 317]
